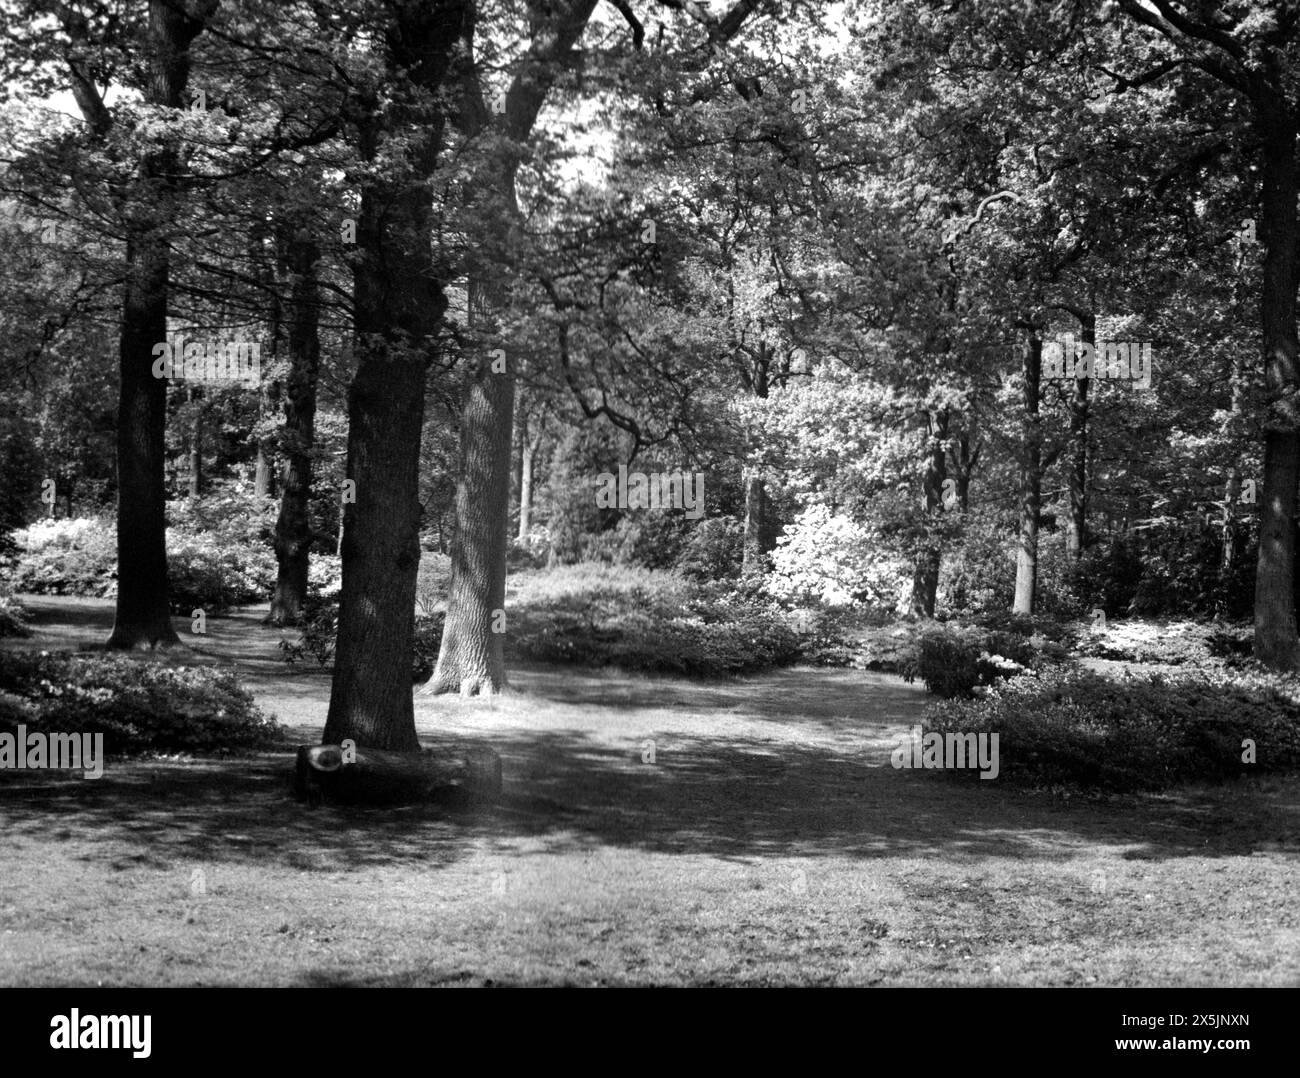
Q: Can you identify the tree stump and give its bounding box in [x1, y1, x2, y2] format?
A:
[293, 743, 502, 806]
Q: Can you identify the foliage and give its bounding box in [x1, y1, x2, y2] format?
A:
[415, 551, 451, 616]
[0, 587, 30, 637]
[0, 423, 39, 558]
[277, 595, 442, 682]
[899, 623, 1039, 698]
[765, 505, 908, 610]
[937, 511, 1017, 617]
[506, 564, 801, 676]
[0, 650, 283, 756]
[1075, 618, 1254, 669]
[924, 667, 1300, 792]
[277, 594, 338, 667]
[166, 529, 276, 614]
[8, 509, 279, 613]
[675, 517, 744, 582]
[6, 517, 117, 596]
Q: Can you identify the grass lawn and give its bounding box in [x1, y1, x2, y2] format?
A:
[1, 595, 1297, 986]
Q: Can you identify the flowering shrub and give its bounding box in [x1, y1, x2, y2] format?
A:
[0, 651, 283, 756]
[0, 583, 30, 637]
[8, 509, 285, 612]
[508, 572, 801, 676]
[309, 554, 343, 598]
[7, 517, 117, 596]
[900, 623, 1045, 697]
[924, 667, 1300, 791]
[765, 505, 908, 609]
[167, 529, 276, 612]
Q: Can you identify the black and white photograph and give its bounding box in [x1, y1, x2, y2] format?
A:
[0, 0, 1295, 1057]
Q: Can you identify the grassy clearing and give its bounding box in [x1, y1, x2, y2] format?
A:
[0, 596, 1297, 986]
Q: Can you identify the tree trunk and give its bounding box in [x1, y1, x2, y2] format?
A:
[517, 433, 534, 543]
[427, 308, 514, 696]
[1222, 471, 1241, 573]
[908, 409, 947, 618]
[269, 223, 321, 626]
[187, 389, 202, 499]
[1013, 336, 1043, 616]
[742, 348, 771, 576]
[254, 445, 272, 498]
[322, 2, 463, 750]
[251, 217, 282, 502]
[1253, 109, 1300, 669]
[1065, 313, 1092, 562]
[427, 0, 600, 697]
[742, 469, 768, 575]
[106, 2, 215, 649]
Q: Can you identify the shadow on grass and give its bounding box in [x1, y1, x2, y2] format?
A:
[4, 595, 1297, 884]
[2, 726, 1295, 879]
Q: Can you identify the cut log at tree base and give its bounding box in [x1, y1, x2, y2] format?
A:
[293, 743, 502, 807]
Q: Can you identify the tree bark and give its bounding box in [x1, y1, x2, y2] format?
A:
[105, 1, 218, 649]
[1013, 336, 1043, 616]
[322, 0, 465, 750]
[1253, 110, 1300, 669]
[187, 388, 202, 499]
[254, 445, 272, 498]
[429, 1, 599, 696]
[269, 222, 321, 626]
[428, 297, 514, 696]
[741, 345, 771, 576]
[742, 469, 769, 575]
[517, 431, 534, 543]
[1065, 313, 1092, 562]
[908, 409, 947, 618]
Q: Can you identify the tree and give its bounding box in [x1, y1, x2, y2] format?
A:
[47, 0, 220, 648]
[1112, 0, 1300, 668]
[322, 0, 470, 750]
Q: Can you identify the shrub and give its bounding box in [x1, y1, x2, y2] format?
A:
[1075, 618, 1250, 668]
[0, 591, 31, 637]
[785, 605, 863, 667]
[309, 554, 343, 598]
[415, 552, 452, 616]
[278, 596, 442, 682]
[412, 613, 445, 682]
[508, 566, 802, 676]
[0, 425, 39, 559]
[675, 517, 743, 581]
[0, 651, 283, 757]
[923, 667, 1300, 791]
[166, 482, 277, 547]
[7, 517, 116, 596]
[849, 620, 925, 673]
[8, 512, 280, 612]
[166, 529, 276, 613]
[278, 594, 339, 667]
[766, 505, 908, 610]
[901, 623, 1040, 698]
[937, 510, 1017, 616]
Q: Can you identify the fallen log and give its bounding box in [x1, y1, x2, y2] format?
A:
[293, 742, 502, 806]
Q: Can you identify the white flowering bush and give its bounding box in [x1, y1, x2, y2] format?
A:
[765, 505, 909, 609]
